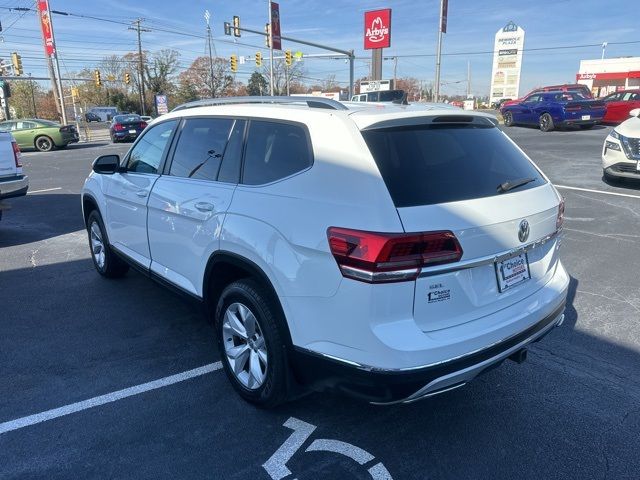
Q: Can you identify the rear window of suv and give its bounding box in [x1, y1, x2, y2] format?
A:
[362, 123, 546, 207]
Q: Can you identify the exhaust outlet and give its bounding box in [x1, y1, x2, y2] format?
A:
[508, 348, 527, 364]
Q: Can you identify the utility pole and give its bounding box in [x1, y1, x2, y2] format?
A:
[393, 56, 398, 87]
[268, 1, 274, 96]
[29, 73, 37, 117]
[467, 61, 471, 97]
[434, 0, 447, 103]
[205, 10, 216, 97]
[129, 19, 150, 115]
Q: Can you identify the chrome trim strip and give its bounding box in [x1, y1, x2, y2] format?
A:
[418, 229, 560, 278]
[340, 265, 419, 283]
[301, 302, 565, 373]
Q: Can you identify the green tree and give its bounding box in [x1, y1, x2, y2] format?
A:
[6, 79, 42, 118]
[247, 72, 268, 96]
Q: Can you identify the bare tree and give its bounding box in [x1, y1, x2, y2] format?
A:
[145, 49, 180, 95]
[263, 59, 305, 96]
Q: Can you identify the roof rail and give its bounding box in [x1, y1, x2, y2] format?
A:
[171, 96, 348, 112]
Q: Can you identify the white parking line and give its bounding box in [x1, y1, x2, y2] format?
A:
[0, 361, 222, 435]
[27, 187, 62, 194]
[555, 184, 640, 200]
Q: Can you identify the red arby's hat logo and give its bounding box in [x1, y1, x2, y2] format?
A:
[364, 9, 391, 50]
[367, 17, 388, 43]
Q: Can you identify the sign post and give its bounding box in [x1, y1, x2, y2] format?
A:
[268, 1, 282, 96]
[155, 94, 168, 116]
[364, 9, 392, 81]
[434, 0, 448, 103]
[37, 0, 66, 124]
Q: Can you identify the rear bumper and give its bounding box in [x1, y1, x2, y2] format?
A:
[0, 175, 29, 200]
[292, 301, 566, 404]
[112, 132, 140, 141]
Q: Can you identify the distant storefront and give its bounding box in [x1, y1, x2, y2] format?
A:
[576, 57, 640, 97]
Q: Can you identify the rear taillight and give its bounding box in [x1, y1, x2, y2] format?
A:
[59, 126, 69, 133]
[140, 122, 148, 129]
[113, 124, 125, 131]
[556, 198, 565, 230]
[565, 105, 581, 111]
[12, 141, 21, 168]
[327, 227, 463, 283]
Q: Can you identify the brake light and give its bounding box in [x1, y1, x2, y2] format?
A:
[327, 227, 463, 283]
[12, 141, 21, 168]
[556, 198, 565, 230]
[565, 105, 581, 111]
[140, 122, 148, 129]
[113, 123, 125, 131]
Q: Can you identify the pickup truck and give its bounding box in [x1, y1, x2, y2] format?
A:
[0, 131, 29, 220]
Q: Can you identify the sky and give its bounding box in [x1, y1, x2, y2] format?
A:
[0, 0, 638, 97]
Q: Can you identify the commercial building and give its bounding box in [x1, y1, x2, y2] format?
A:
[576, 57, 640, 97]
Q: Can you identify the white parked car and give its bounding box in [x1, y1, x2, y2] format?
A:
[602, 108, 640, 181]
[0, 131, 28, 221]
[81, 97, 569, 407]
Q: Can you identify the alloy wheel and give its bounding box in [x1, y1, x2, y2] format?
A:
[36, 137, 52, 151]
[89, 221, 106, 269]
[222, 302, 268, 390]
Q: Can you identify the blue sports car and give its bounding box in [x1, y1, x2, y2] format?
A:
[501, 91, 606, 132]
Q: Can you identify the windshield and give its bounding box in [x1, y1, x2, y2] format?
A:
[362, 123, 546, 207]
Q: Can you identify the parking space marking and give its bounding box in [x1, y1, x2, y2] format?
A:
[0, 362, 222, 435]
[27, 187, 62, 194]
[555, 184, 640, 200]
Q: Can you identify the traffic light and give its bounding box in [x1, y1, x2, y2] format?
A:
[265, 23, 271, 48]
[124, 72, 131, 84]
[230, 55, 238, 73]
[94, 69, 101, 87]
[255, 52, 262, 67]
[223, 22, 232, 36]
[285, 50, 292, 67]
[11, 52, 22, 76]
[233, 16, 241, 37]
[71, 86, 79, 99]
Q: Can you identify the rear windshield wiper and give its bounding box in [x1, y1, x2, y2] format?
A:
[497, 177, 536, 193]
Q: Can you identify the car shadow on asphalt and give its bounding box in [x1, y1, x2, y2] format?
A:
[0, 193, 82, 247]
[602, 174, 640, 190]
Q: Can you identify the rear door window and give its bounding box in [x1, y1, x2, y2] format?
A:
[242, 121, 312, 185]
[362, 123, 546, 207]
[169, 118, 234, 181]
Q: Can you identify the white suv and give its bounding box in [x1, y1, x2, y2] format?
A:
[602, 108, 640, 181]
[81, 97, 568, 407]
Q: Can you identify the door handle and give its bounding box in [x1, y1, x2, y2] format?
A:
[135, 190, 148, 198]
[194, 202, 214, 212]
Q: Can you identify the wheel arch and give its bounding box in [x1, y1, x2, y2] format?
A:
[33, 134, 56, 150]
[81, 193, 100, 226]
[203, 251, 293, 348]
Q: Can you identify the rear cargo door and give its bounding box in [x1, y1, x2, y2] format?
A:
[362, 119, 562, 332]
[0, 132, 17, 178]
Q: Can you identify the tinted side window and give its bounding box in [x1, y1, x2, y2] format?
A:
[126, 120, 177, 174]
[363, 124, 546, 207]
[169, 118, 233, 181]
[242, 121, 312, 185]
[217, 120, 245, 184]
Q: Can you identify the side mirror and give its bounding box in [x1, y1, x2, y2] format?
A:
[629, 108, 640, 118]
[92, 154, 120, 174]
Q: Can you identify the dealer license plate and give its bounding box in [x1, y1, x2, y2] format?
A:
[129, 129, 136, 134]
[495, 253, 530, 292]
[581, 115, 591, 120]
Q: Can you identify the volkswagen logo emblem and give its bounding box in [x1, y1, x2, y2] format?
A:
[518, 219, 530, 243]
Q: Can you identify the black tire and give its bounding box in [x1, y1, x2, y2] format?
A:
[215, 279, 290, 408]
[579, 124, 595, 130]
[503, 111, 514, 127]
[34, 135, 55, 152]
[539, 113, 554, 132]
[86, 210, 129, 278]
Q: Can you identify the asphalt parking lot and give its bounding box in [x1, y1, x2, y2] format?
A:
[1, 125, 639, 479]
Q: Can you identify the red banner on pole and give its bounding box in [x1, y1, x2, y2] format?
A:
[270, 2, 282, 51]
[441, 0, 449, 34]
[364, 9, 392, 50]
[37, 0, 55, 56]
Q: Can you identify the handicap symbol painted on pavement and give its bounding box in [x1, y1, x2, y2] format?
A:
[263, 417, 393, 480]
